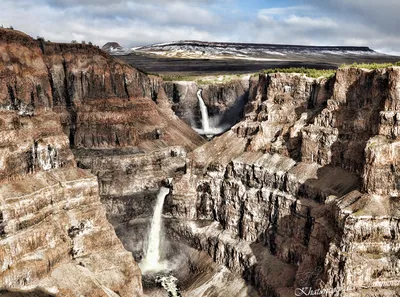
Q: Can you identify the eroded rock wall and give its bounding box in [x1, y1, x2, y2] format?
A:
[163, 77, 251, 130]
[3, 27, 400, 297]
[0, 28, 206, 296]
[75, 146, 187, 224]
[0, 29, 204, 152]
[169, 69, 400, 296]
[0, 110, 142, 297]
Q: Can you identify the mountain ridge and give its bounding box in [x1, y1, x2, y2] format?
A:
[103, 39, 395, 63]
[136, 40, 376, 52]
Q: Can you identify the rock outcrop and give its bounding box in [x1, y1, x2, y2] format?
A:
[102, 42, 122, 52]
[167, 69, 400, 296]
[0, 28, 204, 296]
[0, 110, 141, 297]
[2, 27, 400, 297]
[0, 29, 204, 151]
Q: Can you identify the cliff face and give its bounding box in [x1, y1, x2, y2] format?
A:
[2, 27, 400, 297]
[0, 29, 205, 296]
[168, 69, 400, 296]
[163, 77, 252, 130]
[0, 29, 204, 152]
[0, 110, 141, 296]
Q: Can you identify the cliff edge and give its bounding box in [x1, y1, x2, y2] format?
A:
[0, 28, 204, 296]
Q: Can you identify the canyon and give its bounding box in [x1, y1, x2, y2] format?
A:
[0, 28, 399, 297]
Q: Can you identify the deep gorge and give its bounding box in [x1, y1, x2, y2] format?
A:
[0, 28, 399, 297]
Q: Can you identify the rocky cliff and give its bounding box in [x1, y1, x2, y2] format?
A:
[2, 27, 400, 297]
[0, 109, 142, 296]
[0, 29, 204, 151]
[163, 77, 252, 130]
[0, 28, 205, 296]
[167, 69, 400, 296]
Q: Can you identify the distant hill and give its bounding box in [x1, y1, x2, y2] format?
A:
[101, 40, 391, 61]
[101, 42, 125, 54]
[134, 40, 381, 60]
[104, 40, 400, 76]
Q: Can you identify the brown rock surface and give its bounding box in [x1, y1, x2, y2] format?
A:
[163, 77, 250, 129]
[168, 68, 400, 296]
[0, 29, 204, 151]
[3, 27, 400, 297]
[0, 28, 206, 297]
[0, 112, 141, 296]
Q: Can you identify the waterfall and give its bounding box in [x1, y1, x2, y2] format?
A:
[197, 89, 210, 132]
[195, 88, 230, 137]
[140, 187, 181, 296]
[140, 187, 170, 273]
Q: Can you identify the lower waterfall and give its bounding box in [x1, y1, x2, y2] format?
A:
[140, 187, 169, 273]
[140, 187, 182, 296]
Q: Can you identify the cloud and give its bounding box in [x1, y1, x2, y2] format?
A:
[0, 0, 222, 46]
[308, 0, 400, 35]
[253, 8, 340, 45]
[130, 2, 217, 26]
[258, 6, 312, 17]
[48, 0, 219, 6]
[0, 0, 399, 54]
[284, 15, 338, 29]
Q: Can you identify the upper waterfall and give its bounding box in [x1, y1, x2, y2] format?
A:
[195, 88, 229, 137]
[197, 89, 210, 132]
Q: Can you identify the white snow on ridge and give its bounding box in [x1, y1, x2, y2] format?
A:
[104, 40, 386, 59]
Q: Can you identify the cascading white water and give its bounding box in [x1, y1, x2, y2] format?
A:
[197, 89, 210, 132]
[140, 187, 170, 273]
[156, 275, 181, 297]
[195, 89, 229, 136]
[140, 187, 181, 296]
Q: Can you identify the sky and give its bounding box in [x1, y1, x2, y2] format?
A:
[0, 0, 399, 54]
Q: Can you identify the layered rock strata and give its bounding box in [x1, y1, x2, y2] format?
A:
[74, 146, 187, 223]
[0, 110, 141, 296]
[2, 27, 400, 297]
[0, 28, 204, 296]
[168, 69, 400, 296]
[0, 29, 203, 151]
